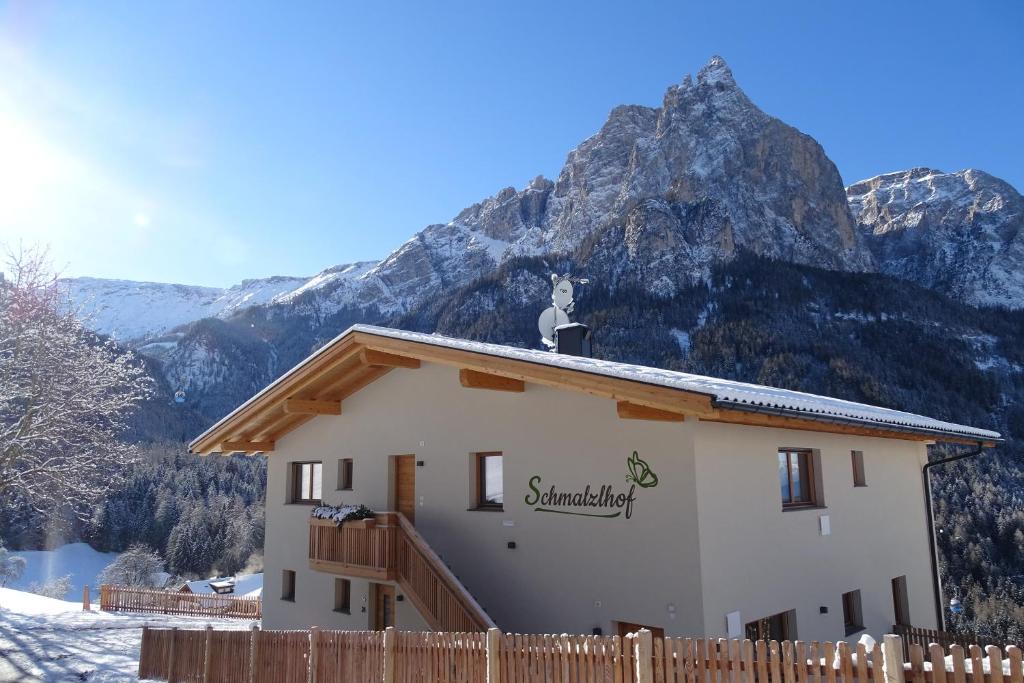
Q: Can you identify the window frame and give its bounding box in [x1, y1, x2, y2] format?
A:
[778, 448, 819, 509]
[842, 589, 864, 636]
[281, 570, 296, 602]
[290, 461, 323, 504]
[851, 450, 867, 487]
[338, 458, 354, 491]
[473, 452, 504, 511]
[333, 577, 351, 614]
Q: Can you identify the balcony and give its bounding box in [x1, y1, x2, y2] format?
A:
[308, 512, 495, 632]
[308, 513, 399, 581]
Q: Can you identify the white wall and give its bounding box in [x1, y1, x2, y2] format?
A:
[262, 359, 937, 640]
[264, 361, 704, 635]
[692, 421, 936, 641]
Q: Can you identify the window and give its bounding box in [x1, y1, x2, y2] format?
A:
[842, 590, 864, 635]
[851, 451, 867, 487]
[892, 576, 911, 626]
[745, 609, 797, 641]
[281, 570, 296, 602]
[338, 458, 354, 491]
[334, 578, 351, 613]
[291, 462, 322, 504]
[475, 452, 503, 509]
[778, 449, 819, 508]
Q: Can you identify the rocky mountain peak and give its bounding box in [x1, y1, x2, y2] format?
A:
[696, 55, 736, 87]
[848, 168, 1024, 307]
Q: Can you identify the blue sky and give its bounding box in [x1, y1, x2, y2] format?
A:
[0, 1, 1021, 287]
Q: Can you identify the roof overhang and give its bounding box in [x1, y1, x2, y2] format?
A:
[189, 327, 999, 455]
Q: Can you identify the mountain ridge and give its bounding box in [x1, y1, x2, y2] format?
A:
[56, 56, 1024, 436]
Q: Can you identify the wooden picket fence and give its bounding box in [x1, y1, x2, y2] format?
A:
[99, 584, 261, 619]
[892, 625, 1024, 661]
[137, 626, 1024, 683]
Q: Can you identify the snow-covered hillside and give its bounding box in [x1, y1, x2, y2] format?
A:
[60, 264, 378, 342]
[4, 543, 121, 602]
[0, 587, 253, 681]
[60, 275, 305, 342]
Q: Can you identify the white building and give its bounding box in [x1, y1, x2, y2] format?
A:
[190, 325, 998, 641]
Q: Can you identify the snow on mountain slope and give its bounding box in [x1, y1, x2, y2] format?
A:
[61, 263, 379, 342]
[848, 168, 1024, 308]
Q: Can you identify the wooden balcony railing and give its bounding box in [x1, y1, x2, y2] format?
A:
[308, 512, 495, 632]
[308, 514, 399, 581]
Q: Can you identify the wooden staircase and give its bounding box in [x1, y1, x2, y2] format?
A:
[308, 512, 495, 632]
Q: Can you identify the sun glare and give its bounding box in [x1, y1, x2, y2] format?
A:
[0, 111, 65, 226]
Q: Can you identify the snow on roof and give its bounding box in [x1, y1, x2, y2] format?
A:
[192, 325, 1000, 448]
[184, 573, 262, 596]
[348, 326, 1000, 441]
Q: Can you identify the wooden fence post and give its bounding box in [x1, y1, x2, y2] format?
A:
[486, 628, 501, 683]
[167, 627, 178, 683]
[635, 629, 654, 683]
[202, 625, 213, 683]
[249, 624, 259, 683]
[882, 635, 906, 683]
[383, 626, 396, 683]
[138, 626, 149, 679]
[309, 626, 319, 683]
[82, 585, 90, 611]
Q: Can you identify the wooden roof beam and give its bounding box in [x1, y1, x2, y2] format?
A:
[706, 409, 935, 443]
[459, 369, 525, 393]
[355, 335, 719, 418]
[220, 440, 275, 454]
[283, 398, 342, 415]
[360, 349, 421, 369]
[617, 401, 687, 422]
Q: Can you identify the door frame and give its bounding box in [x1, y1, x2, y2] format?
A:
[371, 582, 396, 630]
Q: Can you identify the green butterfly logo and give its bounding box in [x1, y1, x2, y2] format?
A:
[626, 451, 658, 488]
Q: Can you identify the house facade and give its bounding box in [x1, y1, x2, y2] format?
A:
[190, 325, 999, 642]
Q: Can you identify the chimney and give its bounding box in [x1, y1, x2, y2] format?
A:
[555, 323, 592, 357]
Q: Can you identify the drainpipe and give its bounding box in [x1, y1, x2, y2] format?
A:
[923, 441, 986, 631]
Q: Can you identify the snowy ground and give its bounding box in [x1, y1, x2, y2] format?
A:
[0, 587, 256, 682]
[4, 543, 122, 600]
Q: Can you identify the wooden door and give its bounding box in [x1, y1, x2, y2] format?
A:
[394, 455, 416, 524]
[373, 584, 396, 630]
[615, 621, 665, 639]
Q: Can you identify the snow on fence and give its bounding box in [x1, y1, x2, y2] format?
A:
[136, 627, 1024, 683]
[891, 625, 1024, 661]
[99, 584, 261, 619]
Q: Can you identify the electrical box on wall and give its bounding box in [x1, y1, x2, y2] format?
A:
[819, 515, 831, 536]
[726, 611, 741, 638]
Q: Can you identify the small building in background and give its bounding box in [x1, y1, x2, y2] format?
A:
[178, 573, 263, 597]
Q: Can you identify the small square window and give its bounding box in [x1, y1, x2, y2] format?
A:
[282, 570, 296, 602]
[475, 452, 503, 509]
[851, 451, 866, 487]
[842, 589, 864, 635]
[291, 462, 322, 504]
[338, 458, 354, 490]
[334, 578, 351, 613]
[778, 449, 820, 508]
